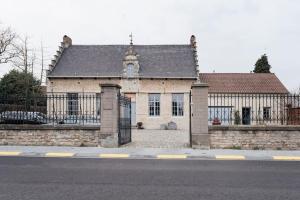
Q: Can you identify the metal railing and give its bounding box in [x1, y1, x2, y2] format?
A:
[208, 93, 300, 125]
[0, 93, 101, 125]
[118, 95, 131, 145]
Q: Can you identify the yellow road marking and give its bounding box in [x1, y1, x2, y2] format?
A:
[99, 154, 129, 158]
[215, 155, 245, 160]
[273, 156, 300, 161]
[157, 154, 187, 159]
[45, 153, 74, 157]
[0, 152, 21, 156]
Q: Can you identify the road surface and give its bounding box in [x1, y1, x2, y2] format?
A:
[0, 157, 299, 200]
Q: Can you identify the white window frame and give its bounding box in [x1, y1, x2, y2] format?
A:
[263, 107, 271, 120]
[172, 93, 184, 116]
[149, 94, 160, 116]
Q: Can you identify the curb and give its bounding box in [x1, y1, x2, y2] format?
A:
[0, 151, 300, 161]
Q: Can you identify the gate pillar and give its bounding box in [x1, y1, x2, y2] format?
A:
[191, 82, 210, 149]
[99, 84, 121, 147]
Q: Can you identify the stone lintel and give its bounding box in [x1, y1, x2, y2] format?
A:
[100, 83, 121, 89]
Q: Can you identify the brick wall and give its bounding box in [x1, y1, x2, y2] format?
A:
[209, 126, 300, 150]
[0, 125, 100, 146]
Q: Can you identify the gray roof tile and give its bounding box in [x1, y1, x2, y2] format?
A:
[48, 45, 198, 78]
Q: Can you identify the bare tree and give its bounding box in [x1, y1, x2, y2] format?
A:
[12, 36, 36, 74]
[0, 25, 17, 64]
[10, 36, 37, 100]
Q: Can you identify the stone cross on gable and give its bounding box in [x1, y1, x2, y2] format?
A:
[129, 33, 133, 45]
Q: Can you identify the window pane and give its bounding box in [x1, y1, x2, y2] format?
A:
[149, 94, 160, 116]
[172, 94, 184, 116]
[263, 107, 271, 120]
[127, 63, 134, 77]
[96, 93, 101, 116]
[208, 106, 232, 125]
[67, 93, 78, 116]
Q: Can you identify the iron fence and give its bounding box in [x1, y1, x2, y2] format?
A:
[208, 93, 300, 125]
[118, 95, 131, 145]
[0, 93, 101, 125]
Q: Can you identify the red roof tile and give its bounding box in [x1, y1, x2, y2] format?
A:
[199, 73, 289, 94]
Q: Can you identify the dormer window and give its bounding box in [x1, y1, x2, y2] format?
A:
[127, 63, 134, 77]
[123, 35, 140, 77]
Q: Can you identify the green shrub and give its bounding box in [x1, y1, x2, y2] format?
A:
[224, 145, 241, 150]
[234, 111, 241, 125]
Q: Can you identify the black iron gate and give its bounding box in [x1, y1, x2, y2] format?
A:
[189, 91, 192, 147]
[118, 95, 132, 145]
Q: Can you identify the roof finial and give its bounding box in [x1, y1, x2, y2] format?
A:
[129, 33, 133, 45]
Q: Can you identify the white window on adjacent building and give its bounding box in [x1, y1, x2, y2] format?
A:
[127, 63, 134, 77]
[263, 107, 271, 120]
[149, 94, 160, 116]
[172, 93, 184, 116]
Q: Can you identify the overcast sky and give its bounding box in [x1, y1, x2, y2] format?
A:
[1, 0, 299, 91]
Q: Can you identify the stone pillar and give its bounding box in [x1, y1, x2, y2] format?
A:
[191, 82, 210, 149]
[99, 84, 121, 147]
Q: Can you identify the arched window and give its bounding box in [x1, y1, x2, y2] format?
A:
[127, 63, 134, 77]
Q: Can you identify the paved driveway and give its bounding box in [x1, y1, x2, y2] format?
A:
[123, 129, 190, 148]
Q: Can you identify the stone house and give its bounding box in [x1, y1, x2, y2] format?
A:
[47, 35, 290, 130]
[47, 35, 200, 130]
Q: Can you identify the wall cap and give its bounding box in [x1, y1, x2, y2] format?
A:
[191, 82, 209, 88]
[209, 125, 300, 131]
[0, 124, 100, 130]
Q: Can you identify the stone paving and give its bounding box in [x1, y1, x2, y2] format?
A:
[122, 129, 190, 148]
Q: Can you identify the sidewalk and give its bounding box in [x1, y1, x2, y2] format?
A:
[1, 146, 300, 161]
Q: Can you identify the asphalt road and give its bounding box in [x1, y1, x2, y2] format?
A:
[0, 157, 299, 200]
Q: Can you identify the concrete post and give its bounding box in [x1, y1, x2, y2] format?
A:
[99, 84, 121, 147]
[191, 82, 210, 149]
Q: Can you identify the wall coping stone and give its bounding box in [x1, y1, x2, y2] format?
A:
[209, 125, 300, 132]
[0, 124, 100, 131]
[191, 82, 209, 88]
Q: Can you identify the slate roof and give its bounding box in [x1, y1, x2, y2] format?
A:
[48, 45, 198, 79]
[199, 73, 289, 94]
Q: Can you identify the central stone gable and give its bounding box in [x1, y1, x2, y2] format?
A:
[122, 41, 140, 78]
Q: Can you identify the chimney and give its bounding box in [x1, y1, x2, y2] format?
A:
[190, 35, 197, 49]
[63, 35, 72, 48]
